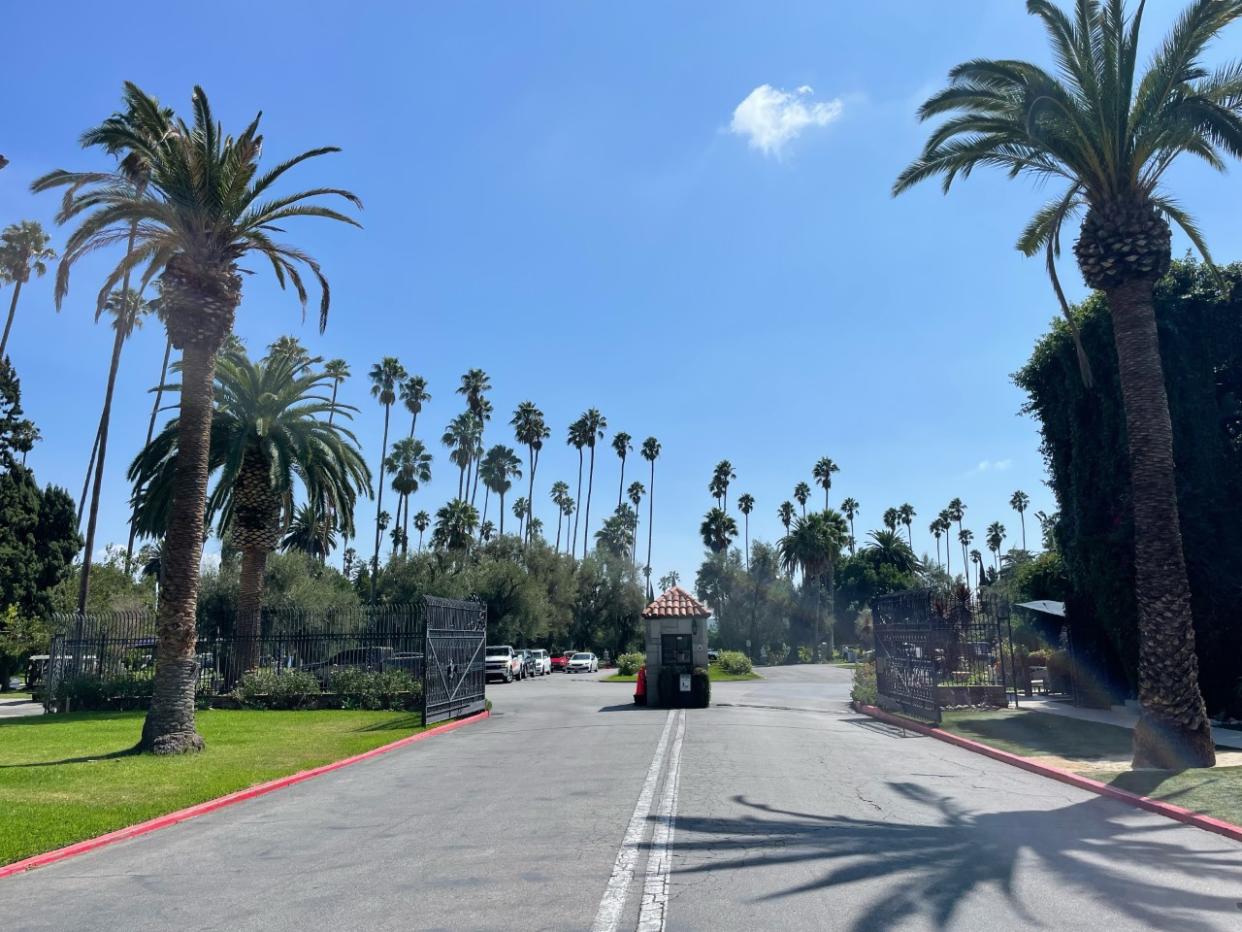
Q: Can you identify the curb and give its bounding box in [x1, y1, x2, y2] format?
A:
[0, 709, 490, 880]
[854, 703, 1242, 843]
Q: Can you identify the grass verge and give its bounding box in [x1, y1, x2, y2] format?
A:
[0, 692, 33, 703]
[604, 664, 762, 683]
[942, 708, 1242, 827]
[0, 709, 427, 866]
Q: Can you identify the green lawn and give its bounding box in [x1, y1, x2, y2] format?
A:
[0, 692, 33, 702]
[0, 709, 427, 866]
[604, 664, 762, 683]
[942, 709, 1242, 826]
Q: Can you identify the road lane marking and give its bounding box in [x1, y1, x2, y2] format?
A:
[592, 710, 677, 932]
[637, 710, 686, 932]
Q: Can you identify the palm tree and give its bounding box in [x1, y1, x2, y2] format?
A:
[641, 436, 661, 581]
[897, 503, 916, 549]
[36, 83, 360, 754]
[946, 498, 966, 557]
[479, 520, 496, 543]
[1010, 490, 1031, 550]
[737, 492, 755, 569]
[658, 571, 680, 592]
[865, 529, 921, 575]
[710, 460, 736, 511]
[369, 357, 406, 599]
[840, 497, 860, 554]
[386, 438, 432, 554]
[986, 521, 1007, 572]
[882, 507, 899, 532]
[0, 221, 56, 358]
[778, 500, 795, 537]
[567, 418, 588, 558]
[125, 286, 174, 569]
[324, 359, 350, 425]
[627, 480, 645, 565]
[457, 369, 491, 502]
[413, 510, 430, 551]
[896, 0, 1237, 767]
[400, 375, 430, 440]
[793, 482, 810, 517]
[281, 501, 334, 561]
[550, 480, 570, 552]
[596, 506, 636, 558]
[957, 528, 974, 581]
[812, 457, 839, 510]
[130, 350, 368, 673]
[580, 408, 607, 555]
[939, 508, 954, 575]
[969, 549, 985, 590]
[700, 507, 738, 554]
[612, 431, 633, 508]
[511, 402, 549, 546]
[512, 496, 529, 537]
[266, 335, 313, 364]
[778, 509, 848, 660]
[77, 287, 152, 611]
[432, 499, 478, 551]
[930, 519, 945, 569]
[442, 412, 481, 499]
[480, 444, 521, 536]
[561, 496, 576, 553]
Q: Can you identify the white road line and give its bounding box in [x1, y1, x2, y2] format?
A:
[591, 709, 678, 932]
[637, 709, 686, 932]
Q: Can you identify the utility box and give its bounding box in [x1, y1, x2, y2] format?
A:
[642, 587, 711, 707]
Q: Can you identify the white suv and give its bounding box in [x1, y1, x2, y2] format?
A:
[529, 649, 552, 676]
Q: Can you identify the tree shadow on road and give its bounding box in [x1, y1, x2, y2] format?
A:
[672, 784, 1242, 931]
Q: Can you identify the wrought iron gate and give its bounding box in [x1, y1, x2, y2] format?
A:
[421, 596, 488, 725]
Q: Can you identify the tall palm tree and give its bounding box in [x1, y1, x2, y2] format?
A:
[369, 357, 406, 599]
[840, 497, 860, 554]
[957, 528, 974, 581]
[658, 571, 680, 592]
[882, 507, 900, 532]
[939, 508, 954, 575]
[386, 438, 432, 554]
[710, 460, 736, 511]
[511, 402, 549, 546]
[0, 221, 56, 358]
[898, 502, 916, 549]
[280, 501, 334, 561]
[561, 496, 576, 553]
[641, 437, 661, 581]
[413, 510, 430, 551]
[324, 359, 350, 425]
[432, 499, 478, 552]
[36, 83, 360, 754]
[778, 509, 848, 661]
[627, 480, 645, 566]
[971, 549, 987, 590]
[124, 286, 174, 570]
[130, 350, 368, 672]
[812, 457, 839, 510]
[1010, 489, 1031, 550]
[596, 505, 636, 558]
[986, 521, 1007, 572]
[568, 418, 589, 558]
[736, 492, 755, 569]
[778, 500, 795, 537]
[550, 480, 570, 552]
[946, 498, 966, 558]
[479, 520, 496, 543]
[612, 431, 632, 508]
[793, 482, 810, 517]
[457, 368, 491, 503]
[580, 408, 607, 555]
[930, 518, 945, 569]
[442, 412, 481, 499]
[699, 507, 738, 554]
[400, 375, 430, 440]
[481, 444, 521, 536]
[895, 0, 1237, 767]
[266, 335, 313, 364]
[512, 496, 529, 537]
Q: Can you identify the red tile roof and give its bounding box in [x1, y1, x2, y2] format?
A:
[642, 586, 711, 619]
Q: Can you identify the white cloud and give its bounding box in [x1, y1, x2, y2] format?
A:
[729, 84, 843, 157]
[966, 458, 1013, 476]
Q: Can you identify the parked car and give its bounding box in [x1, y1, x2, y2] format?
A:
[551, 651, 575, 672]
[707, 649, 720, 663]
[485, 645, 524, 683]
[529, 649, 552, 676]
[567, 652, 598, 674]
[302, 647, 423, 686]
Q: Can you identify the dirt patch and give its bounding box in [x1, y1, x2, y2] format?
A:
[1030, 750, 1242, 774]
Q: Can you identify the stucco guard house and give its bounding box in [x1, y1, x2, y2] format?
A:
[642, 587, 711, 707]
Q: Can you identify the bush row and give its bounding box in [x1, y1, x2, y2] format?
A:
[234, 669, 423, 711]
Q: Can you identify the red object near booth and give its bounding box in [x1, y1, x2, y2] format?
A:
[634, 665, 647, 705]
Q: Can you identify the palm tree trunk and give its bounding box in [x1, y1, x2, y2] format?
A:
[555, 508, 562, 554]
[1107, 278, 1214, 768]
[1019, 512, 1026, 550]
[573, 450, 584, 559]
[617, 456, 625, 509]
[140, 340, 216, 755]
[402, 494, 411, 555]
[499, 490, 506, 536]
[481, 484, 490, 531]
[646, 459, 655, 579]
[78, 420, 102, 524]
[125, 336, 174, 570]
[744, 515, 750, 570]
[584, 446, 597, 556]
[370, 405, 391, 604]
[0, 279, 23, 358]
[77, 316, 129, 612]
[409, 411, 417, 439]
[526, 444, 536, 547]
[906, 525, 913, 549]
[235, 546, 268, 675]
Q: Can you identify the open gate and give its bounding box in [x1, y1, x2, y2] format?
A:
[422, 596, 488, 725]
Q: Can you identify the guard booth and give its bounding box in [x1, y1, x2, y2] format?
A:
[642, 587, 711, 707]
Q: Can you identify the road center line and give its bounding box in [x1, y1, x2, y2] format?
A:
[637, 709, 686, 932]
[591, 709, 677, 932]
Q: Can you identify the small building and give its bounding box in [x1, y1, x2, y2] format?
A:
[642, 586, 711, 707]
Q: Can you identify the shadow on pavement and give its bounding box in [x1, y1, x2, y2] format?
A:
[839, 715, 930, 740]
[672, 784, 1242, 931]
[597, 703, 650, 713]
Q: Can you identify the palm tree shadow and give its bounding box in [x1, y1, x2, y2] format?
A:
[0, 747, 140, 768]
[672, 784, 1242, 931]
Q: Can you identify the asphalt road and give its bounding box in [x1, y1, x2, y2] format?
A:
[4, 665, 1242, 930]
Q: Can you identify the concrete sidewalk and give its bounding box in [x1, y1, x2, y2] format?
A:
[1019, 696, 1242, 749]
[0, 696, 42, 719]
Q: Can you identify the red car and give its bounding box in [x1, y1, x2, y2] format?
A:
[550, 651, 575, 672]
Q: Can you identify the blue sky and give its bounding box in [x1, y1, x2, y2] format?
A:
[2, 0, 1240, 586]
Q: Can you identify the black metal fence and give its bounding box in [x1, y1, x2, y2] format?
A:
[46, 599, 487, 725]
[871, 588, 1010, 723]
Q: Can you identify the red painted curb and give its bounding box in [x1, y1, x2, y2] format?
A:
[0, 709, 490, 880]
[854, 703, 1242, 843]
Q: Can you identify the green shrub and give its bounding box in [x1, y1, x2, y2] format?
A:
[851, 660, 878, 706]
[234, 669, 321, 710]
[797, 646, 812, 664]
[767, 643, 789, 666]
[616, 652, 646, 676]
[716, 651, 752, 676]
[328, 669, 422, 710]
[692, 667, 710, 708]
[53, 673, 155, 711]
